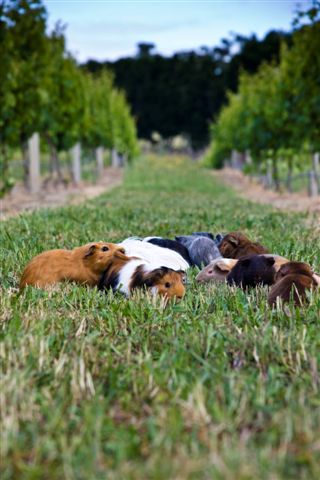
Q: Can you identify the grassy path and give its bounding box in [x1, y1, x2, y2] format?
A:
[1, 156, 319, 479]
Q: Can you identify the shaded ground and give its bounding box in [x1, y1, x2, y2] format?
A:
[0, 167, 123, 220]
[213, 167, 320, 215]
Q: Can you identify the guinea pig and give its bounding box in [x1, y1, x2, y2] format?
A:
[130, 265, 186, 300]
[119, 238, 189, 271]
[192, 232, 225, 246]
[143, 237, 192, 265]
[19, 242, 126, 289]
[226, 254, 276, 288]
[219, 232, 268, 259]
[268, 261, 318, 307]
[99, 254, 186, 301]
[196, 258, 238, 283]
[273, 261, 314, 282]
[175, 235, 222, 267]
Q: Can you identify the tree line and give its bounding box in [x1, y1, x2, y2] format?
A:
[84, 31, 291, 149]
[0, 0, 138, 191]
[205, 4, 320, 185]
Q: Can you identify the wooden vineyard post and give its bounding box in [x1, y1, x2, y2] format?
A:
[71, 143, 81, 185]
[313, 152, 319, 182]
[266, 160, 273, 189]
[308, 153, 319, 197]
[96, 146, 104, 178]
[111, 148, 121, 167]
[27, 132, 40, 193]
[245, 150, 252, 166]
[231, 150, 245, 169]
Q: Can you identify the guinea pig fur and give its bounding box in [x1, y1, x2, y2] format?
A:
[196, 258, 238, 283]
[19, 242, 126, 289]
[268, 261, 318, 307]
[119, 238, 189, 271]
[143, 237, 192, 265]
[263, 254, 289, 272]
[191, 232, 225, 246]
[99, 255, 186, 301]
[191, 232, 214, 240]
[175, 235, 222, 267]
[226, 254, 276, 288]
[274, 261, 314, 282]
[219, 232, 268, 259]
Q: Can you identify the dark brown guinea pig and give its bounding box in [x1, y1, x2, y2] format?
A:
[268, 261, 317, 307]
[273, 261, 314, 283]
[226, 255, 276, 288]
[20, 242, 126, 289]
[219, 232, 268, 259]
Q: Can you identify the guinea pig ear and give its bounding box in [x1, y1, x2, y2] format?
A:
[266, 257, 275, 266]
[278, 263, 289, 275]
[228, 235, 239, 246]
[144, 266, 169, 286]
[215, 233, 224, 244]
[175, 236, 188, 242]
[215, 261, 231, 272]
[84, 244, 96, 258]
[241, 258, 251, 267]
[176, 270, 187, 283]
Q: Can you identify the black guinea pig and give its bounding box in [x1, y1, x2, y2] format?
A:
[145, 237, 192, 265]
[227, 254, 276, 288]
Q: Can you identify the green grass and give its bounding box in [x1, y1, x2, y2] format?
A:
[1, 155, 319, 480]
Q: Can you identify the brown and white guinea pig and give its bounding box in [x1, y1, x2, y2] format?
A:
[219, 232, 268, 259]
[226, 254, 291, 289]
[19, 242, 126, 289]
[268, 261, 318, 307]
[99, 255, 186, 301]
[196, 258, 238, 283]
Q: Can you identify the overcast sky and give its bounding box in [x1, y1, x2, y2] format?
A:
[45, 0, 307, 62]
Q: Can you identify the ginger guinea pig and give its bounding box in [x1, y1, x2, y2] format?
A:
[19, 242, 126, 289]
[219, 232, 268, 259]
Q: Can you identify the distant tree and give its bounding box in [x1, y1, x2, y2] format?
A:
[83, 31, 290, 149]
[0, 1, 16, 189]
[137, 42, 156, 58]
[281, 21, 320, 151]
[0, 0, 139, 194]
[111, 89, 139, 160]
[41, 25, 85, 179]
[1, 0, 49, 184]
[206, 10, 320, 179]
[81, 71, 114, 152]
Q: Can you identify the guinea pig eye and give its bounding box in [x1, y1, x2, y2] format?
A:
[165, 282, 171, 288]
[101, 246, 109, 252]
